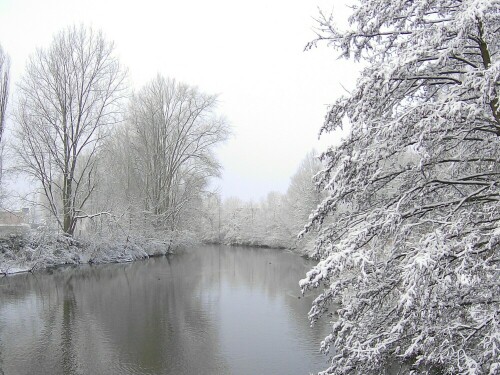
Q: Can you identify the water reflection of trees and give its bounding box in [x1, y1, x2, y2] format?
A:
[198, 245, 330, 373]
[0, 258, 230, 374]
[0, 246, 328, 374]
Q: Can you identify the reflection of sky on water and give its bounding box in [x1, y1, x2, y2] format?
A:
[0, 245, 329, 375]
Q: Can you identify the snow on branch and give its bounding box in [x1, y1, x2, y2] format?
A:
[302, 1, 500, 374]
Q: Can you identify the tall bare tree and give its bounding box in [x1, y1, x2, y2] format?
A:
[0, 44, 9, 145]
[15, 26, 127, 235]
[128, 75, 229, 231]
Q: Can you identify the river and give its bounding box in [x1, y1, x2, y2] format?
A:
[0, 245, 329, 375]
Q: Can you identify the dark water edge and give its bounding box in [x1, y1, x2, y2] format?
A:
[0, 245, 330, 375]
[202, 240, 315, 260]
[203, 239, 288, 250]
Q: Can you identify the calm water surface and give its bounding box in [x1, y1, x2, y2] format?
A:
[0, 245, 329, 375]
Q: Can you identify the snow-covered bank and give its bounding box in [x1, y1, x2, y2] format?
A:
[202, 237, 317, 259]
[0, 231, 197, 275]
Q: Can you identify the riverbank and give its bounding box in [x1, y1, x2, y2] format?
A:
[0, 244, 328, 375]
[202, 238, 317, 259]
[0, 231, 195, 275]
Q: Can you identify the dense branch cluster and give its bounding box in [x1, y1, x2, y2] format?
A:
[14, 26, 126, 235]
[90, 76, 230, 234]
[11, 27, 230, 237]
[301, 1, 499, 374]
[128, 77, 228, 230]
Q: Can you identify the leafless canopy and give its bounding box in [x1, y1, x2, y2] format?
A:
[128, 75, 230, 230]
[15, 25, 127, 235]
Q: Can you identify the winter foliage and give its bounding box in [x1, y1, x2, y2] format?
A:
[8, 26, 229, 241]
[88, 75, 230, 236]
[300, 0, 500, 374]
[2, 21, 326, 264]
[13, 26, 126, 235]
[200, 151, 323, 254]
[1, 3, 498, 373]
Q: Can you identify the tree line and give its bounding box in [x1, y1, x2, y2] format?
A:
[0, 25, 323, 252]
[200, 150, 323, 254]
[1, 26, 231, 239]
[3, 1, 497, 372]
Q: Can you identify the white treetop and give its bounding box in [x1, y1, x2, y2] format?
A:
[301, 1, 499, 374]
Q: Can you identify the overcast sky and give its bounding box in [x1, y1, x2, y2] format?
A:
[0, 0, 359, 202]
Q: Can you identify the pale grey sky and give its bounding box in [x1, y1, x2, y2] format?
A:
[0, 0, 358, 201]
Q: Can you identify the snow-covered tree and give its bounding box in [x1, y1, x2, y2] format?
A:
[199, 191, 222, 242]
[301, 1, 499, 374]
[126, 75, 229, 231]
[284, 150, 323, 252]
[14, 26, 126, 235]
[205, 152, 323, 250]
[220, 197, 246, 244]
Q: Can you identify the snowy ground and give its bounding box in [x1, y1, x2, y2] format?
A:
[0, 230, 196, 275]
